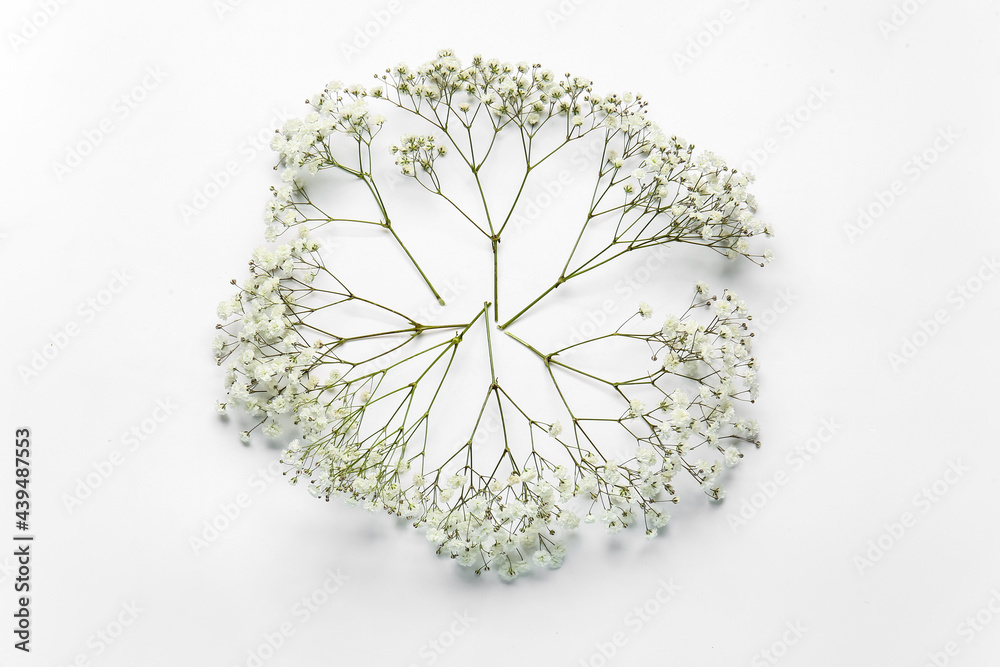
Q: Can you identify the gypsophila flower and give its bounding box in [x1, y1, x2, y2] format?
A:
[214, 49, 768, 580]
[724, 446, 742, 467]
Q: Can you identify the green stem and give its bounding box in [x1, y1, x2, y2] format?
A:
[497, 278, 563, 330]
[483, 301, 497, 381]
[386, 225, 446, 306]
[492, 237, 500, 322]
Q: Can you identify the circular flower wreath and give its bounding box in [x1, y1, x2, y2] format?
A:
[214, 50, 772, 579]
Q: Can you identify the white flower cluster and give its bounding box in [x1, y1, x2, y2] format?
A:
[283, 446, 577, 579]
[615, 137, 774, 264]
[214, 228, 330, 439]
[389, 133, 446, 177]
[644, 284, 761, 501]
[269, 83, 386, 170]
[385, 50, 603, 131]
[215, 50, 770, 579]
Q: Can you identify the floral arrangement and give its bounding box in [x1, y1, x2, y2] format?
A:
[214, 50, 772, 579]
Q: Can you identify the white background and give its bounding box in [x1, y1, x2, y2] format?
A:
[3, 0, 1000, 665]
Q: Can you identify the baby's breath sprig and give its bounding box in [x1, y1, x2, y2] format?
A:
[215, 50, 772, 579]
